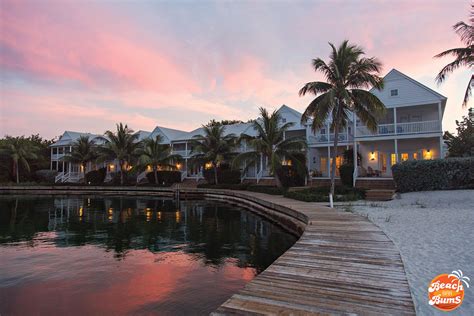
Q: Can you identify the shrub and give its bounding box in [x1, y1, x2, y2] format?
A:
[284, 186, 365, 202]
[202, 165, 241, 185]
[146, 170, 181, 186]
[392, 158, 473, 192]
[85, 168, 106, 185]
[339, 164, 354, 187]
[276, 165, 305, 187]
[34, 169, 58, 184]
[246, 185, 285, 195]
[197, 183, 249, 190]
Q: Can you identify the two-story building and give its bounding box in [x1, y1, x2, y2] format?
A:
[50, 69, 447, 185]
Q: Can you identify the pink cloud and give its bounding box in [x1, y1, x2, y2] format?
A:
[0, 0, 199, 93]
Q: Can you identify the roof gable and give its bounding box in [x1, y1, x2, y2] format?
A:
[370, 69, 447, 107]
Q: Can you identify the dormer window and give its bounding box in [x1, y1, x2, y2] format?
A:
[282, 118, 287, 123]
[390, 89, 399, 97]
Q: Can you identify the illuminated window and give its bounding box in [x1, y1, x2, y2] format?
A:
[413, 152, 418, 160]
[401, 153, 409, 161]
[391, 154, 397, 166]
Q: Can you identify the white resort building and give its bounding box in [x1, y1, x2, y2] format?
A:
[50, 69, 447, 186]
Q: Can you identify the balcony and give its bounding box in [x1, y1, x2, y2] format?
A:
[171, 150, 190, 157]
[356, 120, 441, 137]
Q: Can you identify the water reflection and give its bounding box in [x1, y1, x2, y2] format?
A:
[0, 195, 297, 315]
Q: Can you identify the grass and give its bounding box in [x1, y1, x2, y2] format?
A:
[283, 186, 366, 203]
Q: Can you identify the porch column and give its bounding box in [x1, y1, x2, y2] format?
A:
[353, 112, 358, 187]
[185, 142, 188, 156]
[327, 146, 331, 177]
[394, 139, 399, 163]
[50, 148, 53, 170]
[394, 107, 397, 135]
[438, 101, 443, 158]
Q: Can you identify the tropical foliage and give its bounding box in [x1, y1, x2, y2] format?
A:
[232, 107, 307, 188]
[63, 136, 97, 183]
[136, 135, 182, 184]
[299, 40, 385, 198]
[0, 136, 39, 183]
[97, 123, 139, 185]
[188, 125, 237, 185]
[435, 4, 474, 107]
[443, 110, 474, 157]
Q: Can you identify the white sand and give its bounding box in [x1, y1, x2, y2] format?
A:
[336, 190, 474, 315]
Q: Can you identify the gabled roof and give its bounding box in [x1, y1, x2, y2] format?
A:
[50, 131, 106, 147]
[173, 122, 256, 141]
[369, 69, 447, 110]
[134, 130, 151, 141]
[149, 125, 188, 143]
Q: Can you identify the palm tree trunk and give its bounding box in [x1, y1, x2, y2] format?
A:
[14, 159, 19, 184]
[213, 164, 218, 185]
[120, 161, 124, 186]
[154, 166, 158, 185]
[330, 124, 340, 199]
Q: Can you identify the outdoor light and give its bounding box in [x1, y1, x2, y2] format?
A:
[425, 149, 432, 160]
[205, 162, 213, 169]
[176, 163, 182, 170]
[370, 151, 376, 161]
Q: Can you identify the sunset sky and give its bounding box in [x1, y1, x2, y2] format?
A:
[0, 0, 472, 139]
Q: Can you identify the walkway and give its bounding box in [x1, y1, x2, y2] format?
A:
[212, 191, 415, 315]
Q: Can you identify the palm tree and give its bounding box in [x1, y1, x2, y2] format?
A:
[63, 136, 97, 183]
[435, 5, 473, 107]
[299, 40, 385, 204]
[0, 136, 39, 183]
[136, 135, 182, 184]
[232, 107, 307, 188]
[188, 125, 237, 185]
[97, 123, 139, 185]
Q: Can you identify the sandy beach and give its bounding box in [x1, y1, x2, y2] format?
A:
[336, 190, 474, 315]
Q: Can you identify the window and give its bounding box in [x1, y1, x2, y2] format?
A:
[282, 118, 287, 123]
[413, 152, 418, 160]
[391, 153, 397, 166]
[401, 153, 409, 161]
[390, 89, 398, 96]
[52, 161, 57, 170]
[52, 148, 57, 155]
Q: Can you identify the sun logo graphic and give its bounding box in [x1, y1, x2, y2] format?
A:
[428, 270, 470, 311]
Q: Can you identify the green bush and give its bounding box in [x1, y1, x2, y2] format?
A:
[197, 183, 249, 190]
[246, 185, 285, 195]
[276, 165, 305, 187]
[34, 169, 58, 184]
[284, 186, 365, 202]
[146, 170, 181, 186]
[202, 166, 241, 185]
[339, 164, 354, 187]
[392, 158, 473, 192]
[85, 168, 106, 185]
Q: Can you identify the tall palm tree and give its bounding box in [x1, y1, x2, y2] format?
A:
[435, 5, 474, 107]
[136, 135, 182, 184]
[299, 40, 385, 203]
[188, 125, 237, 185]
[0, 136, 39, 183]
[63, 136, 97, 183]
[232, 108, 307, 188]
[98, 123, 139, 185]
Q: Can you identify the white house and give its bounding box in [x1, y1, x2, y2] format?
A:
[50, 69, 447, 185]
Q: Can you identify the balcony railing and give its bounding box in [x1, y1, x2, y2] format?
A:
[308, 133, 353, 144]
[356, 120, 440, 137]
[171, 149, 190, 157]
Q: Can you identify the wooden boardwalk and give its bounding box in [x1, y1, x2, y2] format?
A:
[212, 192, 415, 315]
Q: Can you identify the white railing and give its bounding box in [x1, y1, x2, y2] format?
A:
[308, 133, 353, 144]
[136, 171, 148, 183]
[256, 169, 263, 184]
[180, 170, 187, 182]
[172, 150, 190, 157]
[397, 120, 440, 134]
[55, 172, 65, 183]
[356, 120, 440, 137]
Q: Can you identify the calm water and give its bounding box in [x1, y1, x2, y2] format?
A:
[0, 195, 297, 315]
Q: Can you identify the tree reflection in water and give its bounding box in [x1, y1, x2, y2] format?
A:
[0, 195, 297, 272]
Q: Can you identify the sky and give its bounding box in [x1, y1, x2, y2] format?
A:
[0, 0, 472, 139]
